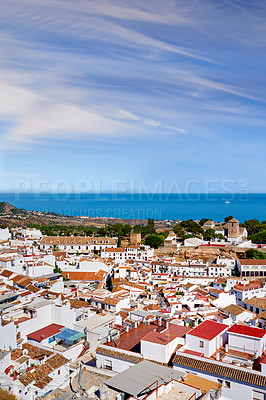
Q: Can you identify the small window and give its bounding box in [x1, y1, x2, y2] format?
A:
[105, 360, 112, 370]
[225, 381, 230, 388]
[217, 379, 223, 385]
[58, 369, 60, 375]
[199, 341, 204, 348]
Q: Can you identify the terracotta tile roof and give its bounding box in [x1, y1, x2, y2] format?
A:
[240, 259, 266, 265]
[46, 353, 69, 369]
[11, 348, 23, 360]
[41, 236, 116, 245]
[19, 353, 69, 387]
[234, 282, 263, 292]
[70, 299, 90, 309]
[62, 270, 106, 281]
[103, 247, 125, 253]
[19, 371, 35, 386]
[96, 346, 143, 363]
[0, 269, 13, 278]
[34, 376, 52, 389]
[22, 343, 52, 360]
[254, 311, 266, 321]
[223, 304, 246, 316]
[173, 354, 266, 388]
[243, 297, 266, 309]
[26, 284, 39, 293]
[101, 297, 120, 306]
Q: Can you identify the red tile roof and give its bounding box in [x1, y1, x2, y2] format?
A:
[142, 325, 191, 345]
[227, 324, 266, 339]
[27, 323, 64, 342]
[187, 320, 227, 341]
[106, 323, 163, 351]
[62, 270, 106, 281]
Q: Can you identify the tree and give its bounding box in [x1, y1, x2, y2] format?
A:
[133, 225, 142, 234]
[173, 224, 185, 238]
[199, 218, 210, 226]
[180, 219, 204, 235]
[249, 231, 266, 244]
[53, 265, 62, 274]
[224, 216, 234, 223]
[245, 248, 266, 259]
[122, 224, 132, 237]
[203, 228, 216, 241]
[159, 230, 169, 239]
[0, 389, 17, 400]
[146, 218, 156, 234]
[145, 234, 164, 249]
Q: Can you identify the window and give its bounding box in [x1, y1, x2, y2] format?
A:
[217, 379, 223, 385]
[225, 381, 230, 388]
[252, 390, 264, 400]
[199, 341, 204, 348]
[105, 360, 112, 370]
[58, 369, 60, 375]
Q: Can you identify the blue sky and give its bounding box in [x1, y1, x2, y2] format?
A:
[0, 0, 266, 194]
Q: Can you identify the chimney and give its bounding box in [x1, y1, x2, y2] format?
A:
[225, 344, 229, 353]
[216, 352, 220, 361]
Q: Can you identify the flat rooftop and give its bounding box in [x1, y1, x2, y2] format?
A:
[106, 323, 163, 352]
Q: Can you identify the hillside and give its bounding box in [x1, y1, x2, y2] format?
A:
[0, 202, 26, 215]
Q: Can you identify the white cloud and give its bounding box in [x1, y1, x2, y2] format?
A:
[117, 109, 139, 120]
[144, 118, 161, 127]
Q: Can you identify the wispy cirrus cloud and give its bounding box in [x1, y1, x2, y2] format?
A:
[1, 0, 266, 190]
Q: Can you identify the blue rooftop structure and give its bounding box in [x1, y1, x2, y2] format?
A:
[54, 327, 85, 345]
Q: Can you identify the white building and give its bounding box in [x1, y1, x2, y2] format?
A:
[40, 236, 117, 254]
[0, 228, 11, 242]
[141, 325, 191, 363]
[185, 320, 228, 358]
[227, 324, 266, 357]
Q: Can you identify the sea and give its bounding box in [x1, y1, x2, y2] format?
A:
[0, 193, 265, 223]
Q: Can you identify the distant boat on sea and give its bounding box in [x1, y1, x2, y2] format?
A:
[225, 201, 230, 204]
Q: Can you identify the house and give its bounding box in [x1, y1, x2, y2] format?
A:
[242, 297, 266, 315]
[0, 228, 11, 242]
[141, 325, 191, 363]
[105, 360, 186, 399]
[173, 352, 266, 400]
[185, 320, 228, 358]
[27, 323, 64, 346]
[16, 352, 69, 400]
[227, 324, 266, 357]
[220, 304, 254, 325]
[232, 281, 265, 305]
[40, 236, 117, 254]
[239, 259, 266, 278]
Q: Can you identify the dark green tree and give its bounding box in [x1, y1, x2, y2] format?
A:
[145, 234, 164, 248]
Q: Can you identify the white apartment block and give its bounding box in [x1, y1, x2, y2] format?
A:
[40, 236, 117, 254]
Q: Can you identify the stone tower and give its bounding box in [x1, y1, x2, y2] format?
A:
[225, 218, 239, 238]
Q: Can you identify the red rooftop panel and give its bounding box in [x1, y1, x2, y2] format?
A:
[27, 323, 64, 342]
[142, 325, 191, 345]
[227, 324, 266, 339]
[187, 320, 227, 341]
[106, 323, 163, 351]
